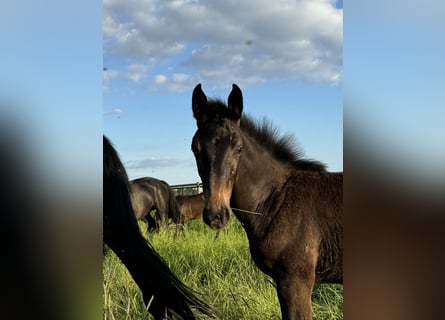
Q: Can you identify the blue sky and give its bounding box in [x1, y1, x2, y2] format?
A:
[104, 0, 343, 184]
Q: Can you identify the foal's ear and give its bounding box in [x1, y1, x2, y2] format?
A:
[192, 83, 207, 124]
[228, 84, 243, 124]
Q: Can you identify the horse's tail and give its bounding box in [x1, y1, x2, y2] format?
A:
[103, 136, 219, 319]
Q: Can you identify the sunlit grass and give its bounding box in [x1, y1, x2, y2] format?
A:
[103, 217, 342, 319]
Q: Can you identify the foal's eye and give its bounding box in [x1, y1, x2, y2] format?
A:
[236, 144, 243, 154]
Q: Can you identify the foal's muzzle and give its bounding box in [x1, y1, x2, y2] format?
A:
[203, 207, 230, 230]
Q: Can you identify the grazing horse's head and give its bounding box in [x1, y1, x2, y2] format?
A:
[191, 84, 244, 230]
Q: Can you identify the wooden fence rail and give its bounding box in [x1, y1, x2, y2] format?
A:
[171, 182, 202, 195]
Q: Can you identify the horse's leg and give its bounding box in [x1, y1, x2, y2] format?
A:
[183, 218, 189, 235]
[148, 207, 162, 232]
[173, 223, 183, 238]
[143, 215, 155, 233]
[147, 216, 154, 233]
[275, 273, 315, 320]
[154, 207, 165, 229]
[173, 211, 186, 238]
[276, 277, 313, 320]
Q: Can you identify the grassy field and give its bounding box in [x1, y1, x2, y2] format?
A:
[103, 216, 343, 319]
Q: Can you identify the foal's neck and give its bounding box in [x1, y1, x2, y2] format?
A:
[230, 134, 289, 226]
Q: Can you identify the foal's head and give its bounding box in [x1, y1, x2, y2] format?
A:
[191, 84, 244, 230]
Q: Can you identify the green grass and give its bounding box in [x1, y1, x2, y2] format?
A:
[103, 216, 343, 319]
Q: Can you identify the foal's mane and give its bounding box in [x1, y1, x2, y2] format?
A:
[240, 114, 327, 171]
[203, 98, 326, 171]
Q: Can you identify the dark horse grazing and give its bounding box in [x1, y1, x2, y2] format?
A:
[176, 193, 204, 224]
[130, 177, 182, 232]
[103, 135, 218, 320]
[190, 84, 342, 320]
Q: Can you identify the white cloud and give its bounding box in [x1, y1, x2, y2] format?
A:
[172, 73, 190, 83]
[103, 108, 122, 116]
[153, 73, 196, 92]
[126, 156, 185, 169]
[154, 74, 167, 84]
[104, 0, 342, 91]
[125, 63, 149, 82]
[167, 73, 195, 92]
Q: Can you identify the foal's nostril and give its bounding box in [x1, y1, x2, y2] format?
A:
[202, 207, 228, 230]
